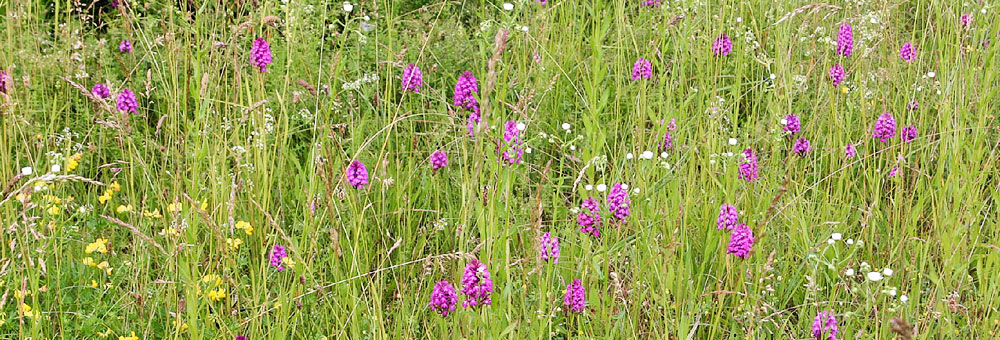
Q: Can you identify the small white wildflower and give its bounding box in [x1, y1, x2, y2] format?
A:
[846, 238, 855, 245]
[525, 148, 532, 154]
[660, 152, 669, 158]
[780, 118, 788, 125]
[569, 145, 576, 151]
[827, 239, 835, 245]
[831, 233, 843, 241]
[51, 164, 61, 173]
[640, 151, 654, 159]
[736, 17, 742, 23]
[342, 2, 353, 12]
[866, 271, 884, 281]
[882, 268, 894, 276]
[502, 3, 514, 11]
[626, 153, 634, 160]
[21, 167, 33, 175]
[584, 184, 594, 191]
[621, 184, 629, 190]
[728, 138, 737, 145]
[516, 122, 526, 131]
[596, 184, 607, 192]
[633, 188, 640, 194]
[561, 123, 570, 130]
[927, 71, 936, 78]
[900, 295, 909, 302]
[770, 73, 777, 80]
[845, 268, 855, 276]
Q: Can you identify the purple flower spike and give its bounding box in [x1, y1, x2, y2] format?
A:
[563, 279, 586, 313]
[269, 244, 288, 271]
[727, 223, 754, 258]
[578, 197, 602, 238]
[717, 204, 739, 230]
[658, 131, 674, 152]
[92, 83, 111, 99]
[907, 100, 919, 112]
[116, 88, 138, 114]
[889, 167, 900, 178]
[499, 121, 524, 165]
[812, 311, 839, 340]
[631, 58, 652, 81]
[250, 37, 273, 73]
[461, 259, 493, 308]
[872, 112, 896, 143]
[429, 281, 458, 316]
[119, 40, 133, 53]
[784, 114, 801, 135]
[607, 183, 631, 224]
[738, 148, 759, 182]
[793, 137, 811, 156]
[0, 69, 10, 94]
[844, 144, 857, 158]
[836, 24, 853, 57]
[429, 150, 448, 170]
[235, 336, 248, 340]
[899, 42, 916, 62]
[829, 64, 845, 86]
[713, 33, 732, 57]
[641, 0, 664, 6]
[346, 160, 369, 189]
[453, 71, 481, 136]
[539, 232, 560, 263]
[401, 63, 423, 93]
[901, 125, 917, 143]
[961, 13, 972, 29]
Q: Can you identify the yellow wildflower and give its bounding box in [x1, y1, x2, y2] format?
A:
[116, 204, 133, 213]
[281, 256, 296, 270]
[172, 319, 188, 331]
[14, 289, 30, 300]
[202, 274, 222, 286]
[20, 303, 39, 319]
[142, 209, 162, 219]
[85, 238, 109, 254]
[118, 331, 139, 340]
[206, 288, 226, 302]
[44, 194, 62, 204]
[83, 257, 96, 266]
[226, 237, 243, 251]
[91, 280, 99, 288]
[97, 328, 112, 338]
[235, 221, 254, 235]
[47, 205, 61, 215]
[109, 181, 121, 192]
[167, 202, 182, 213]
[66, 153, 83, 172]
[96, 261, 112, 275]
[98, 190, 114, 205]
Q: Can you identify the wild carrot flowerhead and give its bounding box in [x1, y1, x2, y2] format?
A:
[631, 58, 652, 81]
[836, 23, 853, 57]
[717, 204, 739, 230]
[607, 183, 630, 223]
[713, 33, 732, 56]
[872, 112, 896, 142]
[401, 63, 423, 93]
[899, 42, 916, 62]
[738, 148, 759, 182]
[116, 88, 138, 114]
[812, 311, 839, 340]
[783, 114, 801, 135]
[727, 223, 754, 258]
[829, 64, 845, 86]
[250, 37, 273, 72]
[563, 279, 586, 313]
[119, 40, 133, 53]
[793, 138, 811, 156]
[346, 160, 369, 189]
[578, 197, 602, 238]
[92, 83, 110, 99]
[429, 280, 458, 316]
[461, 259, 493, 308]
[844, 144, 857, 158]
[901, 125, 917, 143]
[429, 150, 448, 170]
[539, 232, 559, 263]
[269, 244, 288, 271]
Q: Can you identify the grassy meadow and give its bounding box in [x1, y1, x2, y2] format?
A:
[1, 0, 1000, 338]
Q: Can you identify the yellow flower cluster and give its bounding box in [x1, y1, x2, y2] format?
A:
[235, 220, 253, 235]
[226, 237, 243, 251]
[118, 331, 139, 340]
[99, 181, 122, 205]
[65, 153, 83, 172]
[84, 238, 112, 275]
[199, 274, 227, 303]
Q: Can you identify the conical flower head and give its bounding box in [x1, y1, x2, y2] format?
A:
[429, 150, 448, 170]
[727, 223, 754, 258]
[119, 40, 133, 53]
[250, 37, 273, 72]
[346, 160, 369, 189]
[836, 24, 853, 57]
[829, 64, 845, 86]
[783, 114, 801, 135]
[540, 232, 560, 263]
[717, 204, 739, 230]
[401, 63, 423, 92]
[461, 259, 494, 308]
[872, 112, 896, 142]
[713, 33, 732, 56]
[793, 137, 811, 156]
[738, 148, 759, 182]
[116, 88, 138, 114]
[0, 69, 10, 94]
[429, 281, 458, 316]
[92, 83, 111, 99]
[563, 279, 586, 313]
[578, 197, 602, 238]
[812, 311, 839, 340]
[901, 125, 917, 143]
[269, 244, 288, 271]
[631, 58, 652, 81]
[607, 183, 631, 223]
[453, 71, 479, 110]
[899, 42, 916, 62]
